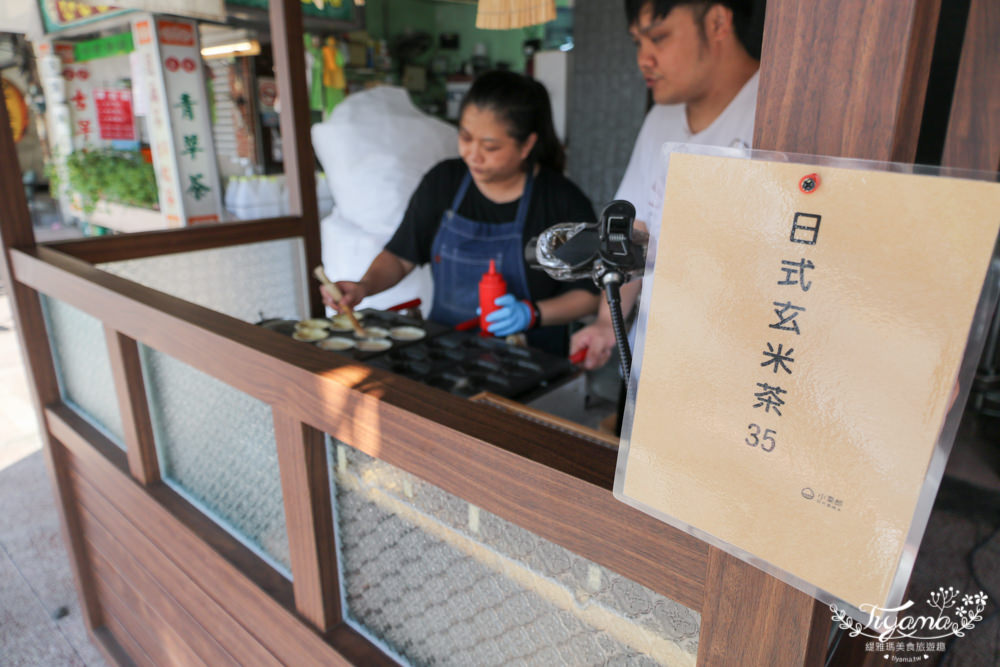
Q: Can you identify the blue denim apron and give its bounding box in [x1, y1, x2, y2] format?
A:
[429, 169, 566, 355]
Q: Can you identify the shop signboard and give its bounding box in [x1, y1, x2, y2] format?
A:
[62, 57, 98, 150]
[93, 88, 135, 140]
[38, 0, 130, 33]
[132, 14, 222, 226]
[38, 37, 134, 152]
[617, 146, 1000, 621]
[78, 0, 225, 22]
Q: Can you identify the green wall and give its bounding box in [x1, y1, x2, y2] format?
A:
[364, 0, 545, 74]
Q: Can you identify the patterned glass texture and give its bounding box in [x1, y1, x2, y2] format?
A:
[141, 344, 290, 572]
[41, 296, 125, 448]
[99, 238, 308, 323]
[330, 441, 700, 666]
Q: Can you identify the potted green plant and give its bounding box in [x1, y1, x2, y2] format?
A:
[61, 148, 159, 214]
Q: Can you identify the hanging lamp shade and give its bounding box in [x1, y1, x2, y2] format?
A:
[475, 0, 557, 30]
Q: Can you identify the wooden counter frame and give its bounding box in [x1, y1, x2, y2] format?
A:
[0, 0, 984, 664]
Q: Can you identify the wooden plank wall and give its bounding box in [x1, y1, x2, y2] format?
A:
[51, 405, 391, 666]
[9, 243, 709, 612]
[0, 0, 984, 664]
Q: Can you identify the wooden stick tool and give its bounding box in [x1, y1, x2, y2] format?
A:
[313, 266, 366, 337]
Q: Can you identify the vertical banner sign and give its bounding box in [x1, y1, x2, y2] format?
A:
[132, 15, 184, 226]
[132, 15, 222, 226]
[157, 17, 222, 224]
[93, 88, 135, 140]
[616, 148, 1000, 617]
[34, 41, 72, 173]
[57, 47, 100, 151]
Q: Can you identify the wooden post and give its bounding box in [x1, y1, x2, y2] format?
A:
[754, 0, 940, 162]
[940, 0, 1000, 171]
[698, 550, 830, 666]
[269, 0, 324, 317]
[273, 409, 340, 632]
[698, 1, 942, 664]
[104, 326, 160, 485]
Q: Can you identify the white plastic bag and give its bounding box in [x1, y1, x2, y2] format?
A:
[320, 205, 434, 316]
[311, 86, 458, 315]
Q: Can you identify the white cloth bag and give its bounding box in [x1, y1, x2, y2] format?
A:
[311, 86, 459, 316]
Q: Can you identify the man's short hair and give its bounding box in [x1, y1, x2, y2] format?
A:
[624, 0, 758, 55]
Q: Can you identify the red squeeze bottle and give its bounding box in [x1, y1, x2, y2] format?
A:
[478, 259, 507, 336]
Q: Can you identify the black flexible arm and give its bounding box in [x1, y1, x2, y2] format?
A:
[603, 274, 632, 383]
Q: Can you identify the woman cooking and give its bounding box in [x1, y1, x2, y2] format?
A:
[320, 70, 600, 356]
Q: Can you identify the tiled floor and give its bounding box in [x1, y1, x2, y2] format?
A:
[0, 268, 108, 667]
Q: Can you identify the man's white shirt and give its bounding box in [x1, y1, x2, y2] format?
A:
[614, 70, 759, 350]
[615, 70, 759, 233]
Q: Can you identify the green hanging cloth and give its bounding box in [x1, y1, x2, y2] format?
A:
[304, 34, 326, 113]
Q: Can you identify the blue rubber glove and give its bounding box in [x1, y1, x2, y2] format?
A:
[485, 294, 533, 336]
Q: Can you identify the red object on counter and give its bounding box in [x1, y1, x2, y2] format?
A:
[386, 298, 422, 312]
[454, 317, 480, 331]
[478, 259, 507, 337]
[569, 347, 588, 364]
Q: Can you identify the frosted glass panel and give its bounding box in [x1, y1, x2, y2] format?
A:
[330, 441, 700, 666]
[41, 296, 125, 447]
[100, 238, 308, 322]
[141, 344, 290, 572]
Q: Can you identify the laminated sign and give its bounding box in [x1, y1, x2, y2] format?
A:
[616, 146, 1000, 619]
[93, 88, 135, 140]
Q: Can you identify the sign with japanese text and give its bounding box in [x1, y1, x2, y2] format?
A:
[616, 149, 1000, 616]
[63, 59, 97, 150]
[132, 16, 183, 225]
[93, 88, 134, 140]
[157, 16, 221, 224]
[131, 14, 221, 226]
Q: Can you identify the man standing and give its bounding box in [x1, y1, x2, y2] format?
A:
[570, 0, 760, 370]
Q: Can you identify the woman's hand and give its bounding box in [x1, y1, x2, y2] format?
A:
[320, 281, 367, 312]
[569, 321, 617, 370]
[486, 294, 534, 336]
[318, 251, 415, 313]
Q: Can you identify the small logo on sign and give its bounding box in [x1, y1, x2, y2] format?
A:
[165, 57, 179, 72]
[136, 21, 152, 45]
[832, 587, 988, 648]
[801, 487, 815, 499]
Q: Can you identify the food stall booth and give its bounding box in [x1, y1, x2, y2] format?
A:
[1, 0, 997, 665]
